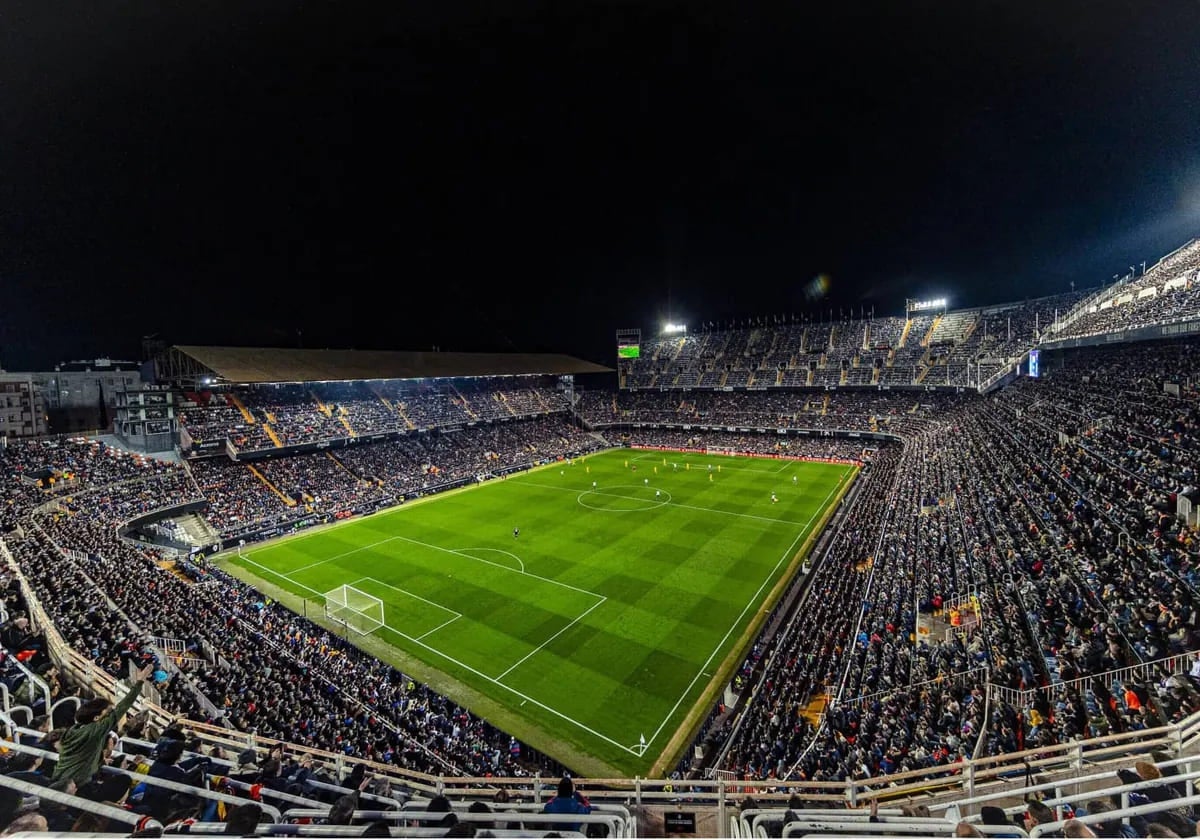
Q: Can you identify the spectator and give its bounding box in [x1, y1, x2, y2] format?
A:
[52, 662, 153, 786]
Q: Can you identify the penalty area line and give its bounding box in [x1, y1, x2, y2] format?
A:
[234, 545, 640, 758]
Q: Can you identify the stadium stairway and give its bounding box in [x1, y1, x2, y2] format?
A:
[338, 412, 356, 437]
[450, 383, 478, 419]
[960, 314, 980, 342]
[495, 391, 516, 416]
[922, 313, 944, 345]
[871, 366, 881, 384]
[821, 394, 830, 414]
[394, 402, 416, 430]
[228, 393, 256, 424]
[263, 423, 284, 447]
[311, 390, 333, 417]
[248, 464, 296, 506]
[915, 365, 931, 384]
[839, 366, 849, 385]
[325, 451, 357, 479]
[157, 558, 197, 585]
[898, 317, 914, 347]
[800, 691, 828, 726]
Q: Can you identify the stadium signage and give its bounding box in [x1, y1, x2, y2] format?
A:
[664, 813, 697, 834]
[910, 297, 947, 311]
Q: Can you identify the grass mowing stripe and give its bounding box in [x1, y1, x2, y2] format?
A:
[496, 596, 608, 680]
[642, 465, 850, 751]
[243, 541, 641, 757]
[220, 449, 852, 774]
[510, 478, 816, 526]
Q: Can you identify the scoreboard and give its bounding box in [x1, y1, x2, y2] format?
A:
[616, 327, 642, 360]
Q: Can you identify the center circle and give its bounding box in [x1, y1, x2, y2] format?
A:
[577, 484, 672, 512]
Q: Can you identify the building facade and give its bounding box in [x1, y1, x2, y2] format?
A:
[0, 373, 48, 438]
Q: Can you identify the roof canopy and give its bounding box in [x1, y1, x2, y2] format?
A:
[165, 345, 611, 385]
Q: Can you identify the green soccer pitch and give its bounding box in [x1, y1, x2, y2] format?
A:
[220, 448, 856, 776]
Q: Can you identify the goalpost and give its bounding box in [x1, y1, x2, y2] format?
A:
[324, 584, 385, 635]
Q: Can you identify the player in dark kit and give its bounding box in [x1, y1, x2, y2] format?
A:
[513, 527, 520, 539]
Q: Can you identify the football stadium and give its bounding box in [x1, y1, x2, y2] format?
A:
[6, 3, 1200, 838]
[6, 257, 1200, 835]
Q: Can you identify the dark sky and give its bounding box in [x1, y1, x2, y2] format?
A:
[2, 1, 1200, 370]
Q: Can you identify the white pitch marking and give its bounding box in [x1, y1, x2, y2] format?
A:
[283, 536, 403, 575]
[349, 577, 462, 619]
[640, 466, 852, 751]
[235, 554, 640, 756]
[415, 615, 461, 641]
[631, 453, 791, 475]
[388, 534, 603, 600]
[513, 479, 811, 526]
[496, 596, 607, 680]
[453, 546, 526, 573]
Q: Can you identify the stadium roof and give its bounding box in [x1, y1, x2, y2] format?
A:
[166, 345, 611, 385]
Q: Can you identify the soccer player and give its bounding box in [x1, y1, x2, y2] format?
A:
[655, 489, 661, 498]
[644, 478, 649, 485]
[771, 493, 778, 504]
[592, 480, 597, 488]
[793, 475, 798, 485]
[513, 527, 520, 539]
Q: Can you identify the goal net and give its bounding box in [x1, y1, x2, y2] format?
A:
[324, 584, 384, 635]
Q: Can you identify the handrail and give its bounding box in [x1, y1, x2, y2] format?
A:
[0, 766, 162, 831]
[1030, 791, 1200, 837]
[983, 649, 1200, 709]
[962, 763, 1200, 822]
[10, 502, 1200, 821]
[837, 667, 990, 708]
[2, 643, 53, 713]
[0, 738, 283, 822]
[229, 615, 460, 776]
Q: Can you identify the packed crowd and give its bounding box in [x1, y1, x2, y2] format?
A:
[189, 417, 601, 539]
[178, 377, 572, 454]
[4, 334, 1200, 810]
[620, 290, 1090, 391]
[708, 337, 1200, 784]
[577, 388, 962, 439]
[1052, 239, 1200, 341]
[0, 441, 579, 788]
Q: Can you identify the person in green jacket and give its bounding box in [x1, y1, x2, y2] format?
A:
[52, 662, 155, 786]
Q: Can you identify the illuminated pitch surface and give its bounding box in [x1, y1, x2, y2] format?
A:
[223, 448, 854, 775]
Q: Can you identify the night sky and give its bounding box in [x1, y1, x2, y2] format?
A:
[2, 1, 1199, 371]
